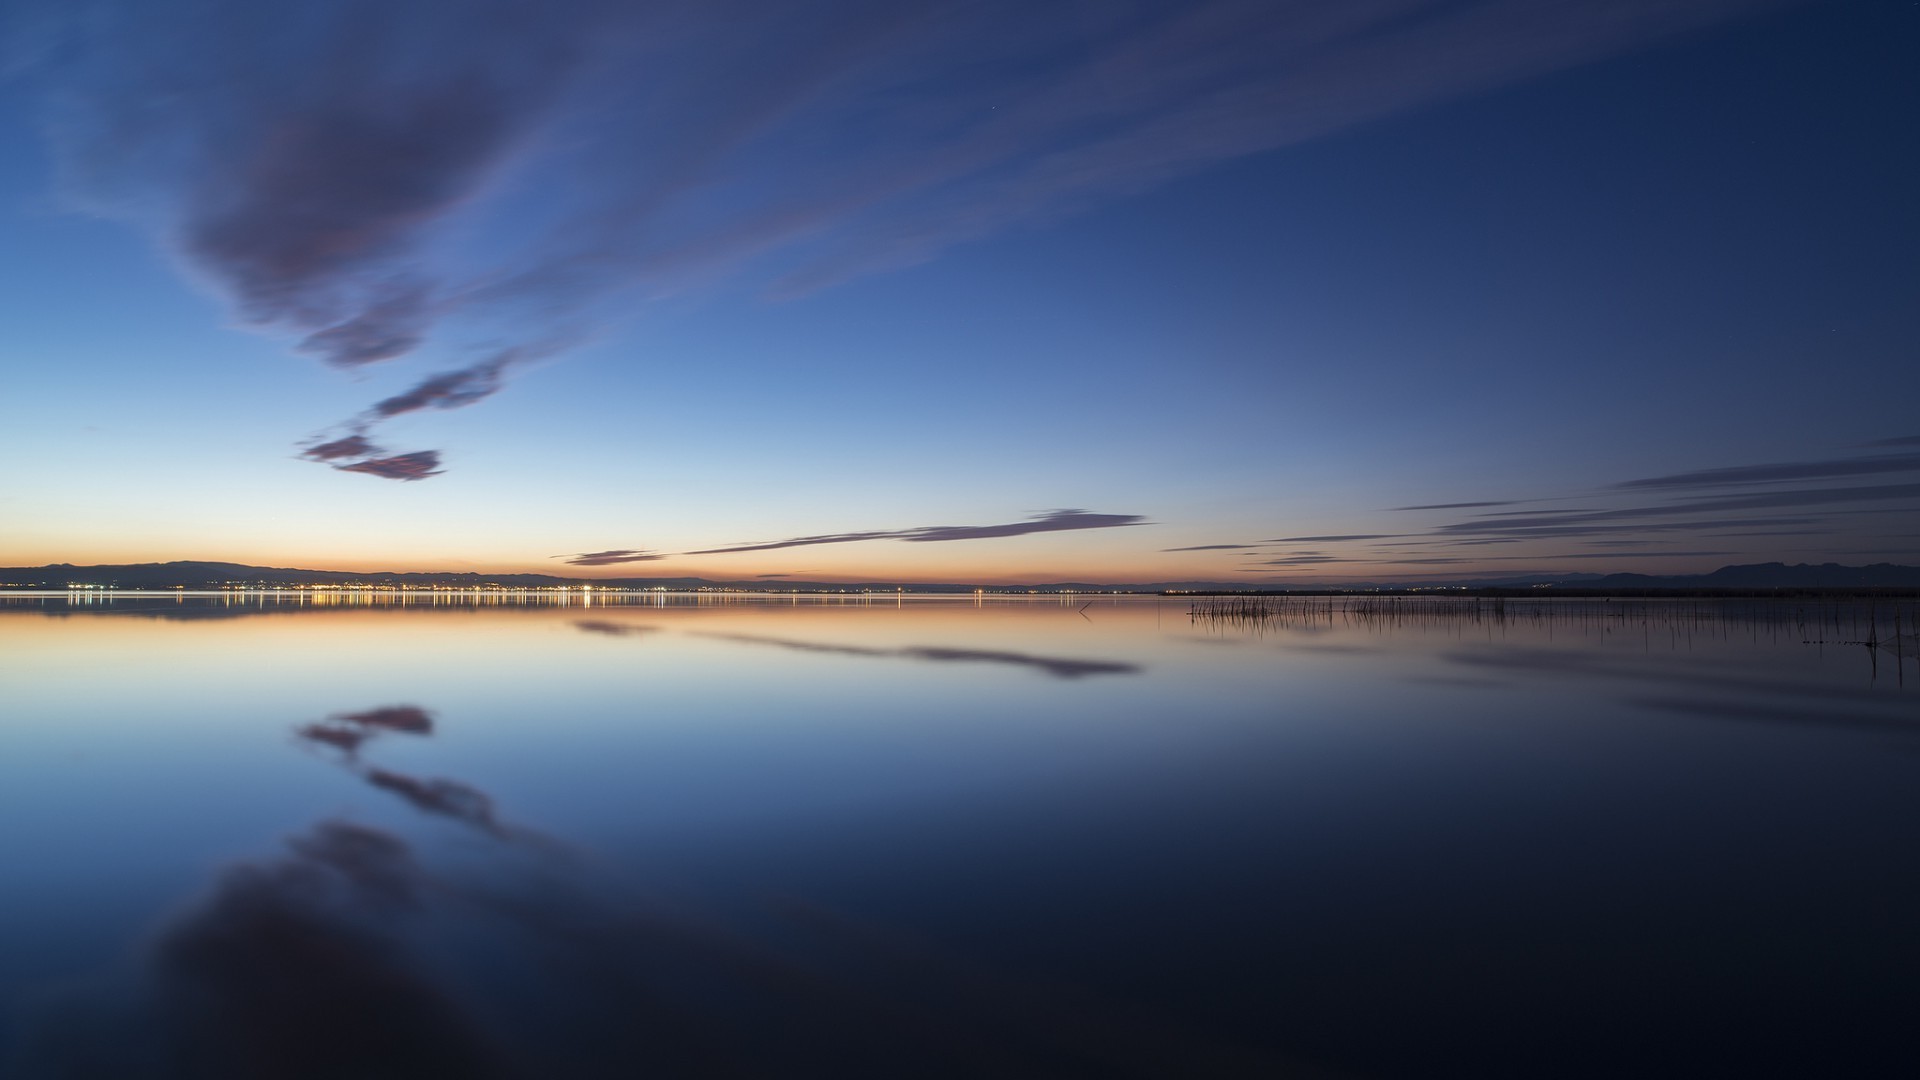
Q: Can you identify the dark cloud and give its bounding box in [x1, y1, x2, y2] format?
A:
[688, 509, 1146, 555]
[41, 0, 597, 334]
[1615, 452, 1920, 491]
[1385, 500, 1523, 511]
[302, 339, 571, 478]
[371, 353, 512, 418]
[1161, 544, 1260, 552]
[181, 80, 548, 331]
[301, 434, 378, 461]
[27, 0, 1787, 479]
[27, 0, 601, 477]
[333, 451, 443, 481]
[558, 549, 667, 566]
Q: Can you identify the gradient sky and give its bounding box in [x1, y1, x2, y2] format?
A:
[1, 0, 1915, 584]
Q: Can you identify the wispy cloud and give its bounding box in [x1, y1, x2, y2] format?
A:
[22, 0, 1793, 479]
[1264, 534, 1402, 543]
[1385, 500, 1523, 511]
[1614, 451, 1920, 490]
[1184, 439, 1920, 574]
[686, 509, 1145, 555]
[557, 549, 666, 566]
[1442, 484, 1920, 533]
[296, 283, 437, 369]
[1253, 555, 1353, 566]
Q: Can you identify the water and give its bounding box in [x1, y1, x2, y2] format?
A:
[3, 592, 1916, 1077]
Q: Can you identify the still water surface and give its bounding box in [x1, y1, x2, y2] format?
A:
[3, 592, 1916, 1077]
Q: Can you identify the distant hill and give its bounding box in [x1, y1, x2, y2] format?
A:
[1560, 562, 1920, 590]
[1, 560, 621, 590]
[0, 560, 1121, 593]
[3, 559, 1919, 593]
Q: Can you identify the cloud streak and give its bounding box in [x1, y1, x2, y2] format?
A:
[686, 509, 1146, 555]
[1615, 451, 1920, 491]
[1186, 438, 1920, 575]
[557, 549, 667, 567]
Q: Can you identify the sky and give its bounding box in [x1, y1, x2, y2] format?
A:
[1, 0, 1915, 585]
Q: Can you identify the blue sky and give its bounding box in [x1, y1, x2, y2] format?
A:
[1, 0, 1915, 583]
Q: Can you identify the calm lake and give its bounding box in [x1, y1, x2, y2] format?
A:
[3, 592, 1916, 1077]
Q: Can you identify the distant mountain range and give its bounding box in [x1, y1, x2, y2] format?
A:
[5, 560, 1920, 592]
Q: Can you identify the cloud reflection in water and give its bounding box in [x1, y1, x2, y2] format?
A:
[16, 694, 1304, 1078]
[698, 631, 1142, 680]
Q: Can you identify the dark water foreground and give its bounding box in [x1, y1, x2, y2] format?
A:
[2, 593, 1915, 1077]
